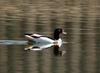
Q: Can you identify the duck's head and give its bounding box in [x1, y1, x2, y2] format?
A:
[53, 28, 66, 40]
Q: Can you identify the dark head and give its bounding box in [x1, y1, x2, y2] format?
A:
[53, 28, 66, 40]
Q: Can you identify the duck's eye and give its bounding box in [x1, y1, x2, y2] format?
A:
[59, 29, 62, 33]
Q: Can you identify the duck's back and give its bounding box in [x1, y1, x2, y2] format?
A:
[32, 34, 54, 44]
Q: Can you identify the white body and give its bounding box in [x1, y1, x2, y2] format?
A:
[25, 34, 62, 50]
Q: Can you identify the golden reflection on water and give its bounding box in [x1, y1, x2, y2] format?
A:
[0, 0, 100, 73]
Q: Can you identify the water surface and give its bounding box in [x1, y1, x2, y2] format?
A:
[0, 0, 100, 73]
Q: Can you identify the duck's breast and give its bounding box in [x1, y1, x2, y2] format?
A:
[57, 39, 62, 47]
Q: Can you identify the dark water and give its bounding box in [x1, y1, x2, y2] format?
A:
[0, 0, 100, 73]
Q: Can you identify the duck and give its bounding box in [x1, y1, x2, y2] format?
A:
[24, 28, 66, 50]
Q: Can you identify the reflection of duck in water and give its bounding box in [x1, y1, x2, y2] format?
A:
[24, 28, 66, 52]
[53, 45, 66, 56]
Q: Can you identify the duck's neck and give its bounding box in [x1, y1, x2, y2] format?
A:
[53, 32, 60, 40]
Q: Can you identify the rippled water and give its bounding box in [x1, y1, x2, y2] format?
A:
[0, 0, 100, 73]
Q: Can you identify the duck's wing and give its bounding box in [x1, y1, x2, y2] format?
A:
[25, 33, 53, 44]
[25, 34, 41, 40]
[33, 34, 52, 39]
[25, 33, 52, 39]
[33, 34, 42, 37]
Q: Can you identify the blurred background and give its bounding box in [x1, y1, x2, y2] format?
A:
[0, 0, 100, 73]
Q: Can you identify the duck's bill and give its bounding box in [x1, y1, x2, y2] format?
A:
[62, 31, 67, 34]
